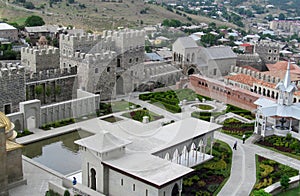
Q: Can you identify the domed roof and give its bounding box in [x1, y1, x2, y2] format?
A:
[0, 112, 12, 131]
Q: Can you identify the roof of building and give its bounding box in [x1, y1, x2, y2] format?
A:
[145, 53, 163, 61]
[241, 66, 260, 72]
[205, 46, 237, 60]
[265, 61, 300, 81]
[156, 50, 172, 59]
[151, 117, 222, 153]
[103, 152, 193, 187]
[255, 97, 300, 119]
[225, 73, 261, 86]
[0, 23, 17, 30]
[175, 37, 198, 48]
[25, 25, 59, 33]
[75, 132, 132, 153]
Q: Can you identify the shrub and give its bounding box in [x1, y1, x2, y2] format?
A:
[260, 164, 274, 178]
[64, 190, 70, 196]
[198, 180, 206, 187]
[280, 175, 290, 190]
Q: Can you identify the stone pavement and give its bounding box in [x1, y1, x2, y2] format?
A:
[215, 131, 300, 196]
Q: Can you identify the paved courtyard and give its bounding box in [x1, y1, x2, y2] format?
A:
[10, 97, 300, 196]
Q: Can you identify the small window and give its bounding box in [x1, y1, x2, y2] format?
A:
[121, 179, 123, 186]
[268, 56, 271, 60]
[95, 68, 99, 73]
[146, 189, 148, 196]
[274, 49, 277, 53]
[131, 71, 133, 76]
[268, 49, 272, 53]
[163, 191, 166, 196]
[133, 184, 135, 191]
[136, 58, 139, 62]
[107, 67, 110, 72]
[273, 57, 277, 61]
[129, 59, 132, 63]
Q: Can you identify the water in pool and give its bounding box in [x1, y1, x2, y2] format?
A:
[22, 130, 93, 175]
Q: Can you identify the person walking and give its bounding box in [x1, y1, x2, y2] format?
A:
[233, 141, 237, 150]
[73, 177, 77, 185]
[242, 134, 246, 144]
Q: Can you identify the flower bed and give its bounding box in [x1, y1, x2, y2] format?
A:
[198, 104, 214, 110]
[139, 89, 211, 113]
[221, 118, 254, 139]
[256, 134, 300, 160]
[225, 104, 254, 120]
[40, 118, 75, 130]
[182, 140, 232, 196]
[191, 111, 225, 122]
[122, 108, 163, 122]
[253, 155, 298, 191]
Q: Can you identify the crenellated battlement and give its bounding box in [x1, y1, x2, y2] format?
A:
[75, 51, 117, 64]
[21, 46, 59, 56]
[0, 63, 25, 78]
[255, 41, 280, 48]
[111, 29, 145, 40]
[25, 67, 77, 82]
[230, 65, 281, 84]
[60, 33, 101, 42]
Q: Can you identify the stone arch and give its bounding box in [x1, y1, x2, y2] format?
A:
[116, 75, 124, 95]
[164, 153, 170, 161]
[90, 168, 96, 191]
[191, 53, 195, 63]
[186, 53, 190, 62]
[20, 100, 41, 129]
[188, 68, 195, 75]
[14, 119, 22, 131]
[171, 183, 179, 196]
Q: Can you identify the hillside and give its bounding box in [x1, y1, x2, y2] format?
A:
[0, 0, 237, 31]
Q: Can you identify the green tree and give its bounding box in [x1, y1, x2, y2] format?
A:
[24, 2, 35, 9]
[280, 175, 290, 190]
[279, 13, 286, 20]
[25, 15, 45, 27]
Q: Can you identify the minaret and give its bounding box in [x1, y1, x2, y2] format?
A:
[0, 126, 8, 196]
[275, 61, 297, 106]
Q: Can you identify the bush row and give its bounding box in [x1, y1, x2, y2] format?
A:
[40, 118, 75, 130]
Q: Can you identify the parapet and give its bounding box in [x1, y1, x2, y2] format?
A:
[73, 51, 117, 64]
[0, 63, 25, 78]
[60, 33, 101, 42]
[25, 67, 77, 82]
[112, 29, 145, 40]
[21, 46, 60, 56]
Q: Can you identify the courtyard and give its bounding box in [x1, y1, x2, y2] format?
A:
[10, 91, 300, 196]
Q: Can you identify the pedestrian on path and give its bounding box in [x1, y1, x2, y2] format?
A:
[242, 134, 246, 144]
[73, 177, 77, 185]
[233, 141, 237, 150]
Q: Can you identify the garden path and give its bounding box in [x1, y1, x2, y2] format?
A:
[215, 132, 300, 196]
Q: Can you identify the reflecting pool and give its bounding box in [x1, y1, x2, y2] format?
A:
[22, 130, 93, 175]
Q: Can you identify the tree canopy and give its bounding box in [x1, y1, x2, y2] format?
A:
[24, 15, 45, 27]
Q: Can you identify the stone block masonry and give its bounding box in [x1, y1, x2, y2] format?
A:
[0, 64, 26, 114]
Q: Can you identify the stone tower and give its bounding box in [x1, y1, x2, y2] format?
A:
[254, 42, 280, 64]
[0, 64, 26, 114]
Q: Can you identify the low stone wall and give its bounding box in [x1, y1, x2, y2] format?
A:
[40, 89, 100, 125]
[264, 175, 300, 195]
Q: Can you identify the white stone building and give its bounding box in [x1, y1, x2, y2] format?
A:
[74, 117, 222, 196]
[254, 61, 300, 137]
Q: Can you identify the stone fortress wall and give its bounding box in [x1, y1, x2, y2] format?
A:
[21, 46, 60, 73]
[0, 63, 26, 114]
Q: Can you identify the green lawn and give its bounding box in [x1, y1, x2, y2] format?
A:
[276, 185, 300, 196]
[97, 101, 140, 116]
[198, 104, 214, 110]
